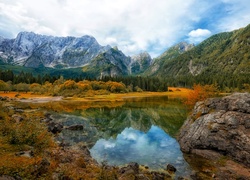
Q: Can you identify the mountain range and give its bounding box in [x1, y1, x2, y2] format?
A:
[0, 32, 152, 78]
[0, 24, 250, 88]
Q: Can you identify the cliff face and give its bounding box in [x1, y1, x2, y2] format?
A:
[178, 93, 250, 167]
[130, 52, 152, 74]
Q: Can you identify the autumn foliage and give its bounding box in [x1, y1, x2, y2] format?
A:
[29, 80, 127, 97]
[0, 101, 57, 179]
[185, 84, 219, 108]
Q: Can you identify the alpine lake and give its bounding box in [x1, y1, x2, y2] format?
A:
[17, 94, 192, 177]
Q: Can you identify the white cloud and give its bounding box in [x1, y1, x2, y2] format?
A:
[188, 29, 211, 43]
[188, 29, 211, 38]
[105, 37, 117, 46]
[121, 128, 138, 141]
[103, 141, 116, 149]
[0, 0, 250, 57]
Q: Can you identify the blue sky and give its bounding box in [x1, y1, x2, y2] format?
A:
[0, 0, 250, 57]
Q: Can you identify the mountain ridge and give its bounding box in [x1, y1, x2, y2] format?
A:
[0, 32, 153, 78]
[144, 42, 194, 76]
[151, 24, 250, 89]
[0, 31, 111, 68]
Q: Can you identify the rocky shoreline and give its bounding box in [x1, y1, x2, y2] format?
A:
[0, 95, 187, 180]
[2, 93, 250, 179]
[178, 93, 250, 179]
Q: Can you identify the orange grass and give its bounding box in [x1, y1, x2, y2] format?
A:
[67, 88, 192, 101]
[1, 87, 192, 102]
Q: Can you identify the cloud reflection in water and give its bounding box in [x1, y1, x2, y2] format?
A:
[90, 125, 190, 174]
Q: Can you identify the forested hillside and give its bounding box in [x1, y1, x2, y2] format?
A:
[153, 24, 250, 91]
[144, 42, 194, 76]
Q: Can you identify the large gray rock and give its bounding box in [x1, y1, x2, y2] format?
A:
[178, 93, 250, 167]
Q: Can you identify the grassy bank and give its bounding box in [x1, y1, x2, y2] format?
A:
[0, 87, 192, 101]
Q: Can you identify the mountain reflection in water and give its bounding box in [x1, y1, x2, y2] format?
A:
[45, 96, 191, 176]
[90, 126, 191, 175]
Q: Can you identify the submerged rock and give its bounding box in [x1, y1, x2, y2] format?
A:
[178, 93, 250, 178]
[166, 164, 177, 173]
[66, 124, 84, 130]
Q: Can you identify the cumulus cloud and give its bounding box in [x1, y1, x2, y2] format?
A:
[188, 29, 211, 38]
[0, 0, 250, 57]
[188, 29, 212, 43]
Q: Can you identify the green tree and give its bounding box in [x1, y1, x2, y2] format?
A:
[30, 83, 42, 94]
[0, 80, 7, 92]
[15, 83, 30, 93]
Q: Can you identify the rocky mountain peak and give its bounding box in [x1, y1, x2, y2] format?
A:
[131, 51, 152, 62]
[159, 42, 194, 59]
[0, 31, 154, 77]
[130, 52, 152, 74]
[177, 42, 195, 53]
[0, 32, 112, 68]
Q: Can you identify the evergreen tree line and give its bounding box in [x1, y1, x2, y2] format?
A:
[164, 72, 250, 92]
[1, 69, 249, 93]
[100, 76, 168, 92]
[0, 70, 168, 92]
[0, 70, 58, 84]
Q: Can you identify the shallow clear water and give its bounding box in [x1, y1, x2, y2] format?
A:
[50, 96, 191, 176]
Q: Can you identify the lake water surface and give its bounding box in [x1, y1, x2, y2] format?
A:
[49, 96, 192, 176]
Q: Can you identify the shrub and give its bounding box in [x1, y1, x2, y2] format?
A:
[0, 102, 56, 179]
[185, 84, 219, 108]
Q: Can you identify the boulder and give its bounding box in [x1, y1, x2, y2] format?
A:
[40, 117, 52, 123]
[0, 96, 8, 101]
[15, 150, 34, 158]
[151, 172, 165, 180]
[47, 121, 63, 134]
[11, 114, 24, 123]
[178, 93, 250, 167]
[119, 162, 139, 175]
